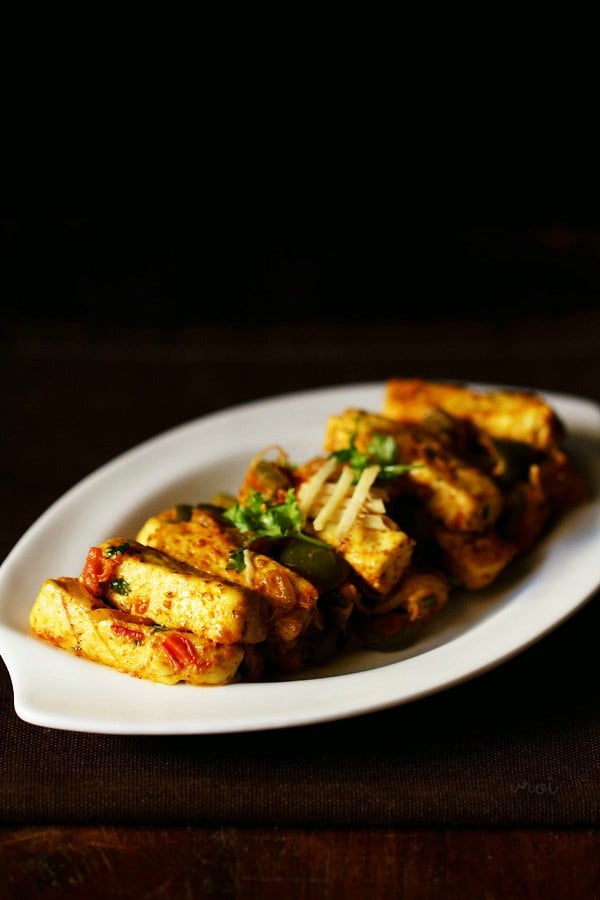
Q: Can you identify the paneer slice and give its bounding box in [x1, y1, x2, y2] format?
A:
[323, 409, 503, 532]
[319, 518, 413, 595]
[433, 526, 519, 590]
[136, 510, 234, 572]
[137, 507, 318, 644]
[80, 538, 269, 645]
[296, 459, 414, 594]
[382, 378, 564, 451]
[29, 577, 243, 685]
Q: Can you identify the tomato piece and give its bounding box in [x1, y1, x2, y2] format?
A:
[111, 623, 145, 644]
[161, 632, 198, 671]
[81, 546, 118, 598]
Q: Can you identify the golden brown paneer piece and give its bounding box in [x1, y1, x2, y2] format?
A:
[323, 409, 504, 532]
[383, 378, 564, 451]
[137, 506, 318, 645]
[295, 459, 415, 595]
[322, 517, 414, 595]
[80, 538, 269, 645]
[433, 527, 519, 590]
[29, 577, 244, 685]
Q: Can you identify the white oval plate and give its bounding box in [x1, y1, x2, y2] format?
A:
[1, 382, 599, 734]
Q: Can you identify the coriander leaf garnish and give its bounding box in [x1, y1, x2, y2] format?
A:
[329, 431, 420, 483]
[223, 489, 304, 539]
[105, 542, 131, 558]
[108, 578, 130, 596]
[223, 489, 330, 571]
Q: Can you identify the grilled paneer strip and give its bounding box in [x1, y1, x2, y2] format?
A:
[80, 538, 269, 645]
[323, 409, 503, 532]
[136, 509, 236, 573]
[137, 506, 318, 644]
[29, 577, 244, 685]
[382, 378, 564, 451]
[296, 461, 414, 594]
[323, 518, 414, 595]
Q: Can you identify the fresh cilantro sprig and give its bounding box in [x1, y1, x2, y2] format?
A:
[223, 488, 329, 573]
[329, 432, 420, 483]
[108, 577, 130, 596]
[224, 488, 304, 538]
[105, 542, 131, 558]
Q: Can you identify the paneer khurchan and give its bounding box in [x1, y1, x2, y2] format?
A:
[29, 379, 589, 686]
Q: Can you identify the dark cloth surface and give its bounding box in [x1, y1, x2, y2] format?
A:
[1, 224, 599, 827]
[1, 596, 598, 827]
